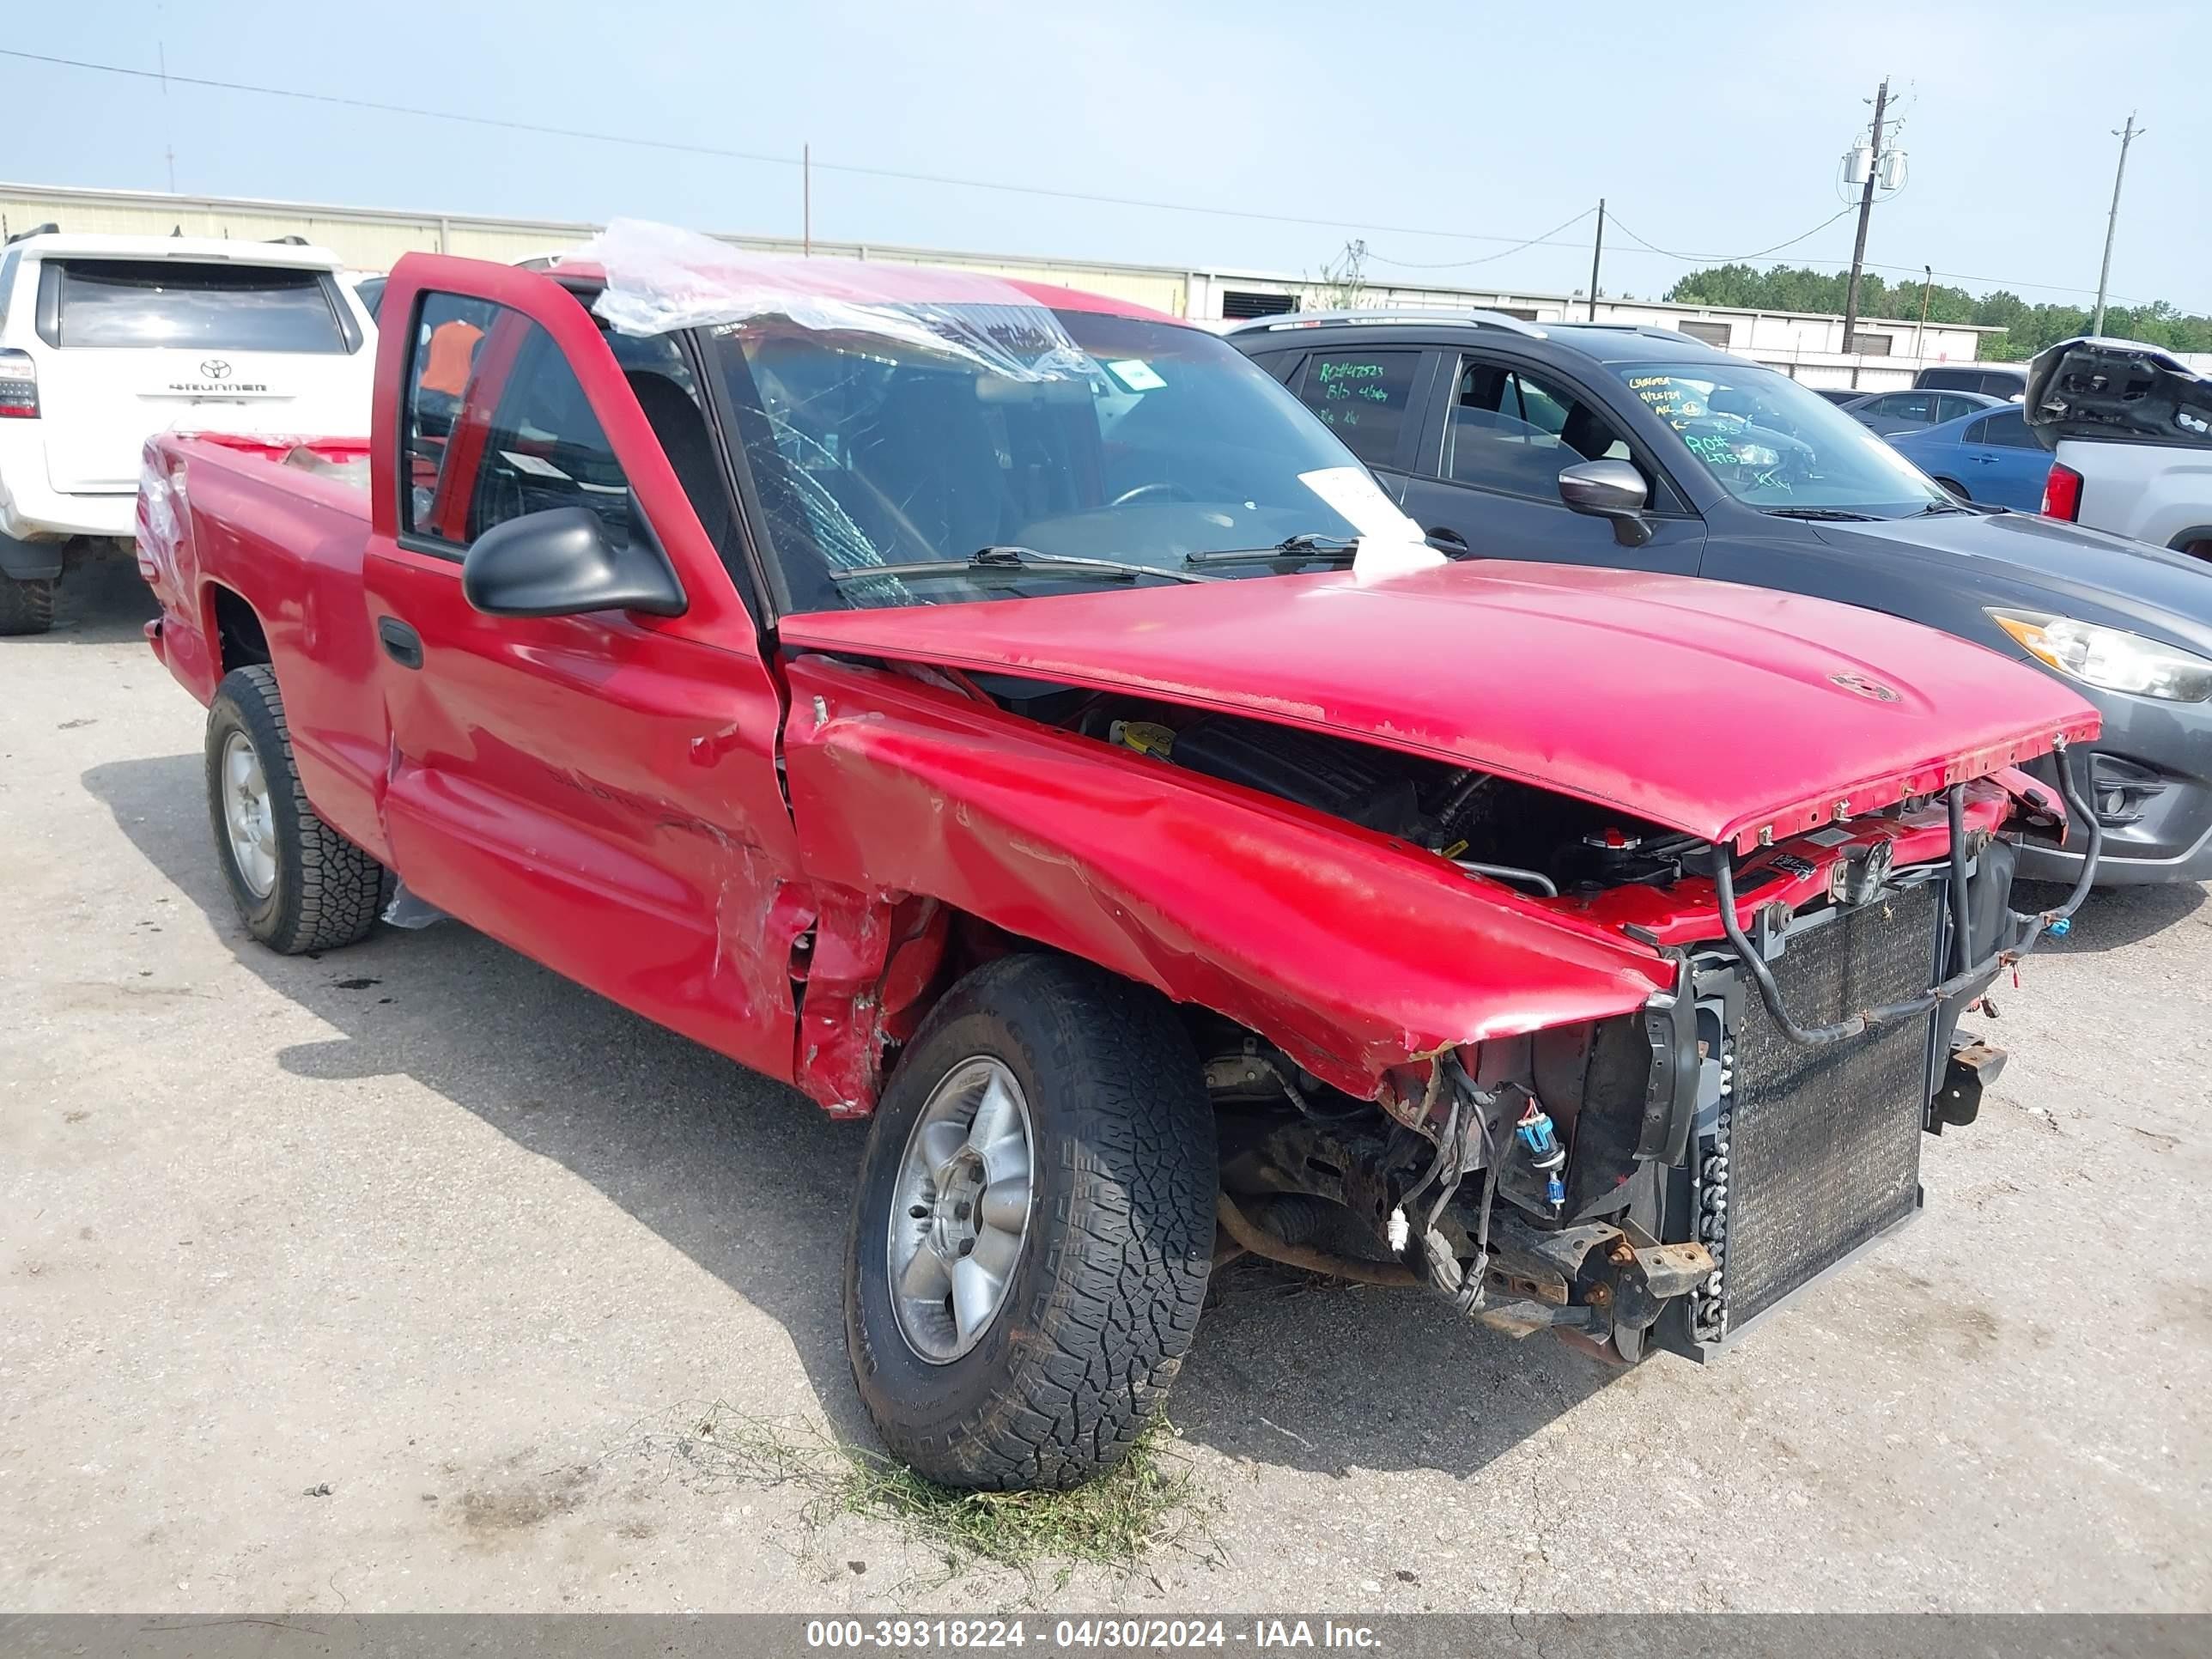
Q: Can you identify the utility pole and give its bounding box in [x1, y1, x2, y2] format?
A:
[1838, 75, 1889, 389]
[2092, 113, 2142, 337]
[802, 143, 812, 257]
[1587, 199, 1605, 321]
[1912, 264, 1932, 364]
[158, 40, 177, 192]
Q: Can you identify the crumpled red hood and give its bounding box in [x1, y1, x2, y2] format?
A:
[778, 560, 2100, 849]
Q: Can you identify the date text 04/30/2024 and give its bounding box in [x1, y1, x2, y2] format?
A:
[804, 1619, 1382, 1650]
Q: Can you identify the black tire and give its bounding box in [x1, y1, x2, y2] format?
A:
[1933, 477, 1969, 501]
[845, 954, 1216, 1490]
[0, 575, 56, 635]
[204, 665, 386, 954]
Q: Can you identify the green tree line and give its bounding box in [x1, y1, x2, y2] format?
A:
[1664, 263, 2212, 363]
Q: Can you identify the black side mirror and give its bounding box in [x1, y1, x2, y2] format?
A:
[1557, 458, 1654, 548]
[461, 506, 686, 619]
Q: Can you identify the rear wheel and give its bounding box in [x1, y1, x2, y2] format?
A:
[1933, 477, 1969, 501]
[0, 575, 56, 635]
[2180, 538, 2212, 564]
[205, 665, 386, 954]
[845, 954, 1216, 1490]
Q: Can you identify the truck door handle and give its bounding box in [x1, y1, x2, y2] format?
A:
[1427, 526, 1469, 550]
[378, 617, 423, 670]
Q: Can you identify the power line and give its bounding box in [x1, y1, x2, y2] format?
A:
[0, 46, 2160, 309]
[1367, 207, 1594, 270]
[1603, 205, 1858, 266]
[1610, 205, 2142, 304]
[0, 47, 1606, 253]
[1869, 259, 2137, 305]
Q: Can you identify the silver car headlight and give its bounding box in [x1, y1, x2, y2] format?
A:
[1986, 608, 2212, 702]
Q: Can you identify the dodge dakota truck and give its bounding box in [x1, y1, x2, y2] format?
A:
[137, 223, 2102, 1491]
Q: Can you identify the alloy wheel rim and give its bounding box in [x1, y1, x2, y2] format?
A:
[886, 1055, 1036, 1364]
[220, 730, 277, 899]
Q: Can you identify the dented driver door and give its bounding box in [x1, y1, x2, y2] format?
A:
[361, 256, 809, 1084]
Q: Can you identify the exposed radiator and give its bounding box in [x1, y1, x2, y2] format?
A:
[1694, 884, 1940, 1340]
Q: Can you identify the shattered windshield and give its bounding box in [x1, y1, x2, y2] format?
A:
[708, 308, 1410, 611]
[1617, 362, 1951, 516]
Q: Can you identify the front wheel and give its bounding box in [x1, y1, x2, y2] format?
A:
[205, 665, 386, 954]
[845, 954, 1217, 1490]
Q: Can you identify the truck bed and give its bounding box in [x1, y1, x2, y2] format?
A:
[139, 430, 392, 859]
[2027, 337, 2212, 553]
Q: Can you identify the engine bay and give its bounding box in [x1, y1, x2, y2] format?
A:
[971, 670, 1709, 902]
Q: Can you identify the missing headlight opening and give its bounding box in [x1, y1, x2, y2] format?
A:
[947, 667, 2100, 1364]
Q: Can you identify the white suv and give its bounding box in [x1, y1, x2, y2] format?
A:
[0, 228, 376, 633]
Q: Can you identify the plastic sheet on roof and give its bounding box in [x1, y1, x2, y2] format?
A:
[575, 218, 1094, 382]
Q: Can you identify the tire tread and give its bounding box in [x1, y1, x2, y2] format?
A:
[848, 955, 1215, 1490]
[209, 665, 385, 954]
[0, 576, 57, 636]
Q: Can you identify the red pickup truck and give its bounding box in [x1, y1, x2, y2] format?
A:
[137, 229, 2101, 1492]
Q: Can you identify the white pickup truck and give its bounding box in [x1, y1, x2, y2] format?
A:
[2026, 337, 2212, 562]
[0, 228, 376, 633]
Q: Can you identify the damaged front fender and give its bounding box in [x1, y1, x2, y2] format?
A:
[780, 654, 1674, 1109]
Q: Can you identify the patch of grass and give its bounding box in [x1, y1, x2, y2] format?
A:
[644, 1403, 1222, 1583]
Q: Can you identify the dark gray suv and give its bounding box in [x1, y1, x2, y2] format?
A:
[1230, 311, 2212, 887]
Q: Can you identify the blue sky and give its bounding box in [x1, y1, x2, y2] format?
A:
[10, 0, 2207, 311]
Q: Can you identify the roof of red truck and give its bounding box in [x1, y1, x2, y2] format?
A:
[544, 258, 1177, 326]
[1002, 278, 1177, 322]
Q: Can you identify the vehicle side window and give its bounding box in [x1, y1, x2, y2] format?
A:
[0, 249, 18, 335]
[401, 290, 503, 543]
[1887, 392, 1932, 422]
[1291, 349, 1419, 467]
[467, 325, 635, 544]
[1442, 357, 1632, 499]
[1962, 417, 1990, 444]
[1935, 394, 1978, 422]
[1978, 409, 2039, 449]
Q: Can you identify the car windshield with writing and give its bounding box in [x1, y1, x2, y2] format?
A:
[1618, 363, 1952, 519]
[710, 308, 1401, 611]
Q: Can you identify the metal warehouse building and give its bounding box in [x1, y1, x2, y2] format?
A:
[2, 181, 1996, 392]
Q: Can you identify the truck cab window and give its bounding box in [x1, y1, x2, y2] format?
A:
[466, 327, 635, 544]
[401, 291, 501, 541]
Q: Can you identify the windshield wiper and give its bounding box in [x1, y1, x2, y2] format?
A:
[1183, 532, 1360, 568]
[1760, 507, 1881, 521]
[1912, 499, 1977, 516]
[830, 545, 1215, 587]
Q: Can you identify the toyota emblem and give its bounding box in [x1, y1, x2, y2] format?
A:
[1828, 671, 1901, 702]
[199, 359, 232, 380]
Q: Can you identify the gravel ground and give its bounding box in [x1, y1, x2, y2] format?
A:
[3, 561, 2208, 1614]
